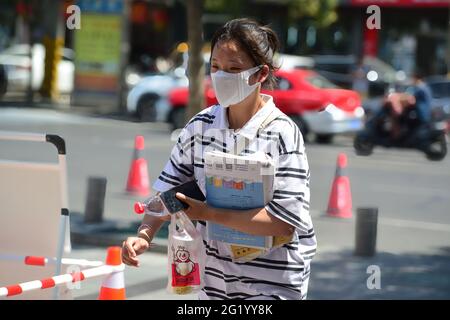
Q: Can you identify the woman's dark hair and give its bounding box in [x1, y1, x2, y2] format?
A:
[210, 18, 280, 89]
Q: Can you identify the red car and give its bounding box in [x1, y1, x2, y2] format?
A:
[168, 69, 365, 143]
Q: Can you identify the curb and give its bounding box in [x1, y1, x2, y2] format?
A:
[70, 213, 169, 254]
[70, 231, 168, 254]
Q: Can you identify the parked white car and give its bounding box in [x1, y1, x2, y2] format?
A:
[0, 43, 74, 93]
[126, 68, 189, 122]
[126, 51, 211, 122]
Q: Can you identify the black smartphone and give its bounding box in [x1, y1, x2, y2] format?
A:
[159, 180, 205, 214]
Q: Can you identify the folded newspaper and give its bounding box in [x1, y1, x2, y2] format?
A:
[204, 149, 292, 262]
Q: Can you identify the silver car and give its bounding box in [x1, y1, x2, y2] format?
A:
[126, 52, 210, 122]
[0, 43, 74, 94]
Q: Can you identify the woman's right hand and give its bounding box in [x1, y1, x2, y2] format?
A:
[122, 237, 150, 267]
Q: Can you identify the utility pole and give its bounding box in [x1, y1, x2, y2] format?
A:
[118, 0, 131, 113]
[20, 0, 35, 104]
[39, 0, 64, 102]
[186, 0, 205, 124]
[447, 8, 449, 76]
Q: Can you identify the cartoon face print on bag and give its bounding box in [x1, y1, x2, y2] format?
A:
[175, 248, 195, 276]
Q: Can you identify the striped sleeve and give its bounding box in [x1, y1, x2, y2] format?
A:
[152, 125, 195, 192]
[265, 122, 312, 232]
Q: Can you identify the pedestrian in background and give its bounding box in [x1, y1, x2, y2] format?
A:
[407, 70, 433, 126]
[352, 56, 370, 100]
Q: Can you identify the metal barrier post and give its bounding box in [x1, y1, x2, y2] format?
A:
[354, 207, 378, 257]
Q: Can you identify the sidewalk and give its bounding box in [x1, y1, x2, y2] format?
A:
[0, 96, 136, 123]
[308, 246, 450, 300]
[67, 215, 450, 300]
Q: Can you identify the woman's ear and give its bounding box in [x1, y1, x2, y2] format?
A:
[249, 65, 269, 85]
[257, 65, 270, 84]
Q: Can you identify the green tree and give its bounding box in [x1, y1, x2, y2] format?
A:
[205, 0, 338, 28]
[204, 0, 243, 17]
[287, 0, 338, 28]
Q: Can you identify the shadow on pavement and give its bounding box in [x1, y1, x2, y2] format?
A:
[75, 276, 167, 300]
[308, 247, 450, 299]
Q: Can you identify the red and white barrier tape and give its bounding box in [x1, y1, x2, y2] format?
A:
[0, 253, 104, 268]
[0, 264, 124, 298]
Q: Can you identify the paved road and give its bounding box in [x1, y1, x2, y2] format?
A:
[1, 107, 449, 299]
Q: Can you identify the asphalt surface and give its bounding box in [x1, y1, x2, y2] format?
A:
[0, 106, 449, 299]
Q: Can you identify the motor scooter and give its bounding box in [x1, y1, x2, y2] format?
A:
[354, 102, 448, 161]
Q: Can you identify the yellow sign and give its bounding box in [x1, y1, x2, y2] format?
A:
[74, 14, 121, 74]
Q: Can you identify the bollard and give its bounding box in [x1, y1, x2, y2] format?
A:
[354, 207, 378, 257]
[84, 176, 107, 224]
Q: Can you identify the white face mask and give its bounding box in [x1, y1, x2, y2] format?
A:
[211, 65, 262, 108]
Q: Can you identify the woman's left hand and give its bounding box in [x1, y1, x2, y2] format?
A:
[175, 192, 211, 221]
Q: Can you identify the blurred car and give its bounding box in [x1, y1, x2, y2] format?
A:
[426, 76, 450, 111]
[0, 43, 74, 93]
[126, 51, 210, 122]
[126, 70, 189, 122]
[425, 76, 450, 133]
[168, 68, 365, 143]
[0, 64, 7, 98]
[274, 53, 315, 70]
[312, 55, 407, 98]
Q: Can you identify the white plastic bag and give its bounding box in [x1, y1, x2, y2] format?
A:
[167, 211, 205, 295]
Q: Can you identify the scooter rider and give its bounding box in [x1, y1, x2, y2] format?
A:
[406, 70, 433, 127]
[367, 91, 415, 141]
[368, 70, 432, 141]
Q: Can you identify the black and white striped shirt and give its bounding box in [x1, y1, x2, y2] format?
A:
[153, 95, 316, 300]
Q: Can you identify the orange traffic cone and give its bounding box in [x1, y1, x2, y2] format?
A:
[326, 153, 352, 218]
[126, 135, 150, 196]
[99, 247, 126, 300]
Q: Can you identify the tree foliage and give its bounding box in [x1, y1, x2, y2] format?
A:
[204, 0, 242, 17]
[287, 0, 338, 27]
[205, 0, 338, 28]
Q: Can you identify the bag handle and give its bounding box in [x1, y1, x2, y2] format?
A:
[233, 108, 282, 155]
[170, 211, 198, 240]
